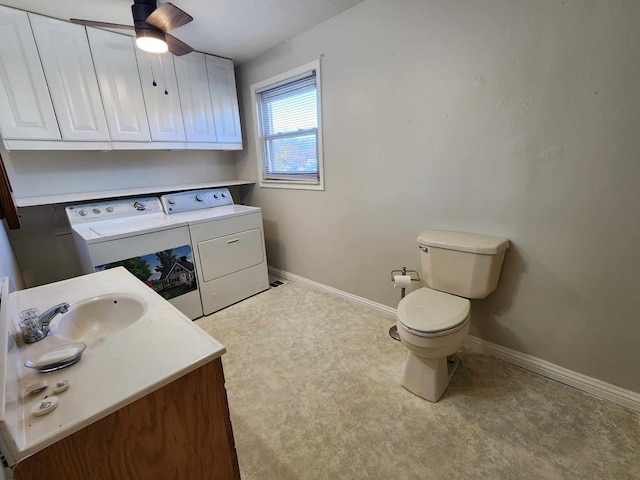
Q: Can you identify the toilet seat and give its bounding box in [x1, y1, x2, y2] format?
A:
[398, 288, 470, 336]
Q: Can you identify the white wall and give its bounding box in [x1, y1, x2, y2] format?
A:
[3, 149, 238, 287]
[235, 0, 640, 393]
[4, 149, 237, 202]
[0, 219, 24, 290]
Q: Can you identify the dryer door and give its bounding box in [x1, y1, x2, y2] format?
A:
[198, 228, 264, 282]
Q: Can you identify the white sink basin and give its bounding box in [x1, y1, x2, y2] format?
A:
[51, 293, 146, 342]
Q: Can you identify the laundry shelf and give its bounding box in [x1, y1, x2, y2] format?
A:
[15, 180, 256, 207]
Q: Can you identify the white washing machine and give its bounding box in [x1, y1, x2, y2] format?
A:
[66, 197, 203, 320]
[160, 188, 269, 315]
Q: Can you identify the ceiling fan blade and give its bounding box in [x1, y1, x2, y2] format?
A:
[146, 3, 193, 32]
[165, 33, 194, 56]
[70, 18, 135, 30]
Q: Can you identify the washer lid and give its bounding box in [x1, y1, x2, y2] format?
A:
[398, 288, 470, 334]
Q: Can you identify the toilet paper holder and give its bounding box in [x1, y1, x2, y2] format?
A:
[388, 267, 420, 342]
[389, 267, 420, 284]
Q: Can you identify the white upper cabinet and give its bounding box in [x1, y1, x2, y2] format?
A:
[0, 6, 60, 141]
[29, 14, 109, 142]
[174, 52, 217, 143]
[0, 5, 242, 150]
[206, 56, 242, 145]
[135, 50, 186, 143]
[87, 27, 150, 142]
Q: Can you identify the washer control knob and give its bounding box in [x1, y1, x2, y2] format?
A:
[195, 194, 205, 202]
[106, 206, 115, 213]
[213, 194, 219, 199]
[92, 208, 101, 215]
[133, 202, 145, 211]
[79, 209, 88, 217]
[167, 198, 175, 205]
[221, 193, 226, 198]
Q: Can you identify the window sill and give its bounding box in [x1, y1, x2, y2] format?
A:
[258, 180, 324, 191]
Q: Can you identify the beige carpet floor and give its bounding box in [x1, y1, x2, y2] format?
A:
[196, 282, 640, 480]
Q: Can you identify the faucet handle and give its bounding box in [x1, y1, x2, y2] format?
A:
[19, 308, 47, 344]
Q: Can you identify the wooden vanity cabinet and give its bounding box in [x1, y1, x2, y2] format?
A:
[13, 357, 241, 480]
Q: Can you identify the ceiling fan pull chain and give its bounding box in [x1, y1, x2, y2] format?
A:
[159, 55, 168, 95]
[147, 54, 157, 87]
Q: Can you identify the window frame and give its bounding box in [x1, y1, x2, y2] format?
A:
[250, 60, 324, 191]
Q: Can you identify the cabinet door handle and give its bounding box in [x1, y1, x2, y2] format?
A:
[226, 238, 240, 244]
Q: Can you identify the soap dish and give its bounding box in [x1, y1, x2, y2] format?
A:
[25, 343, 87, 372]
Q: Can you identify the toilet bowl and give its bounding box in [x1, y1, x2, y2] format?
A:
[397, 287, 470, 402]
[396, 229, 509, 402]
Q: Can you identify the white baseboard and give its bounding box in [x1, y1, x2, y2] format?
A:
[268, 266, 640, 413]
[268, 266, 397, 318]
[463, 336, 640, 412]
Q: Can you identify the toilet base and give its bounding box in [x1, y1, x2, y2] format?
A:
[402, 352, 460, 402]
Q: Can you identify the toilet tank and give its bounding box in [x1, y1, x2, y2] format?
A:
[418, 230, 510, 299]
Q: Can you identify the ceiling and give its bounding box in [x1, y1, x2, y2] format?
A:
[1, 0, 365, 64]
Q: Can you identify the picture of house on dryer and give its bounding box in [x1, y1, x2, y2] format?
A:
[96, 245, 198, 300]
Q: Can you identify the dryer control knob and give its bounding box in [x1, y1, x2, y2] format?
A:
[92, 208, 101, 215]
[195, 194, 205, 202]
[213, 194, 219, 199]
[79, 209, 88, 217]
[167, 198, 175, 205]
[106, 206, 115, 213]
[221, 193, 226, 198]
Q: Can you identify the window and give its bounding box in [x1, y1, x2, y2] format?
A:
[251, 60, 324, 190]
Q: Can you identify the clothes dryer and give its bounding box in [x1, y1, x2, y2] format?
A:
[160, 188, 269, 315]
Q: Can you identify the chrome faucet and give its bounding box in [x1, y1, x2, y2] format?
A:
[39, 303, 70, 328]
[19, 302, 70, 344]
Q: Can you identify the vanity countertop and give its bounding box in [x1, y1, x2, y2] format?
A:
[0, 267, 225, 465]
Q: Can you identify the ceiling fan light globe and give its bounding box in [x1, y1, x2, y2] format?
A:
[136, 35, 168, 53]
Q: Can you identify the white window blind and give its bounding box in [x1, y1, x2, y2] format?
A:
[257, 70, 319, 183]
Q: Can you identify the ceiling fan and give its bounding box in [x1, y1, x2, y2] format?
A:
[71, 0, 194, 56]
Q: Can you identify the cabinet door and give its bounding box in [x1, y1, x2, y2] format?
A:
[87, 28, 150, 142]
[0, 6, 60, 140]
[206, 55, 242, 144]
[135, 49, 186, 143]
[29, 14, 109, 142]
[174, 52, 217, 143]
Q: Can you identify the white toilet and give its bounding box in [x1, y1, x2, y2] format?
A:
[397, 230, 510, 402]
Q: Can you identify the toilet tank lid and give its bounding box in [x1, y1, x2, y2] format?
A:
[417, 230, 510, 254]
